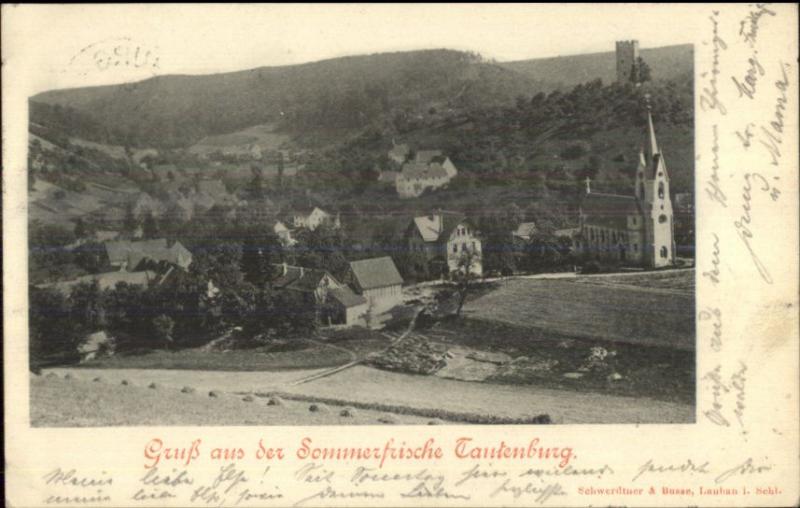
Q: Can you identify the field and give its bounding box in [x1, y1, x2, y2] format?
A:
[188, 123, 290, 156]
[81, 339, 355, 371]
[462, 271, 695, 350]
[30, 373, 431, 426]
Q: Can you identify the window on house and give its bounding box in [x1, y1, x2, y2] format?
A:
[462, 243, 467, 252]
[633, 243, 638, 252]
[660, 246, 668, 258]
[452, 244, 457, 253]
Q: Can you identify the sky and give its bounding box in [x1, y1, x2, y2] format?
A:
[4, 4, 700, 94]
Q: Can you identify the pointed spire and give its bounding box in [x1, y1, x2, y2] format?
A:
[645, 94, 659, 158]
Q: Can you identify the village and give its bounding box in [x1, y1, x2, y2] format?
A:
[28, 41, 696, 427]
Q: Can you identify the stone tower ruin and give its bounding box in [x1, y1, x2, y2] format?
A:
[615, 40, 639, 83]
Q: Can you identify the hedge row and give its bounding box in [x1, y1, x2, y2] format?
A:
[253, 391, 551, 425]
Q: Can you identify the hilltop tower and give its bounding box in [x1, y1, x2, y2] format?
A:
[615, 40, 639, 83]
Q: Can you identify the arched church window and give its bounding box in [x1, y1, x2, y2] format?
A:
[659, 214, 667, 223]
[658, 182, 665, 199]
[660, 246, 668, 258]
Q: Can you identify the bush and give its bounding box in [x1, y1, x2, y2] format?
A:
[258, 391, 552, 425]
[559, 143, 589, 160]
[266, 396, 284, 407]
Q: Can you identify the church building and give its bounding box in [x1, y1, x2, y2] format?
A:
[578, 107, 676, 268]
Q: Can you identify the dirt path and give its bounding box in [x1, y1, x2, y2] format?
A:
[282, 366, 694, 424]
[289, 306, 424, 386]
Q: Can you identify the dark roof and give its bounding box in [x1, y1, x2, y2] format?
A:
[329, 287, 367, 308]
[581, 192, 641, 228]
[410, 211, 469, 243]
[271, 264, 334, 292]
[105, 239, 168, 264]
[349, 257, 403, 290]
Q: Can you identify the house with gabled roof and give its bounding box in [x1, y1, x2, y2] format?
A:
[270, 262, 366, 326]
[407, 211, 482, 276]
[512, 222, 538, 242]
[395, 151, 458, 198]
[345, 257, 404, 311]
[289, 206, 339, 231]
[104, 239, 192, 271]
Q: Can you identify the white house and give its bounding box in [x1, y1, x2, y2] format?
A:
[407, 212, 482, 276]
[291, 206, 339, 231]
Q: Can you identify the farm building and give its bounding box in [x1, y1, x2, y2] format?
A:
[578, 108, 675, 268]
[407, 212, 482, 276]
[270, 263, 366, 326]
[328, 287, 368, 326]
[346, 257, 404, 311]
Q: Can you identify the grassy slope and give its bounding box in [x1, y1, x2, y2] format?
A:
[462, 271, 695, 350]
[31, 374, 430, 426]
[81, 340, 353, 371]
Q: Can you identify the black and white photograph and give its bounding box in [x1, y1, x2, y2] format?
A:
[24, 7, 698, 427]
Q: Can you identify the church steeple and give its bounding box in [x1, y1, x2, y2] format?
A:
[643, 95, 669, 181]
[647, 108, 659, 162]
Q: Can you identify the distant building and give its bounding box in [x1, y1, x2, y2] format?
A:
[36, 270, 158, 296]
[512, 222, 538, 242]
[388, 142, 410, 165]
[407, 211, 482, 276]
[616, 40, 640, 83]
[578, 107, 675, 268]
[272, 220, 297, 247]
[130, 193, 166, 219]
[346, 257, 404, 311]
[290, 206, 339, 231]
[104, 239, 193, 271]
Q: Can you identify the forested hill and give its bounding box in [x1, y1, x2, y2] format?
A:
[30, 50, 546, 148]
[501, 44, 693, 89]
[30, 45, 692, 150]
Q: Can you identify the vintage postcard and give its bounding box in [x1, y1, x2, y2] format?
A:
[3, 3, 798, 507]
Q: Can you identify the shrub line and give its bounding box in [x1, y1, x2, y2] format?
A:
[252, 390, 551, 425]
